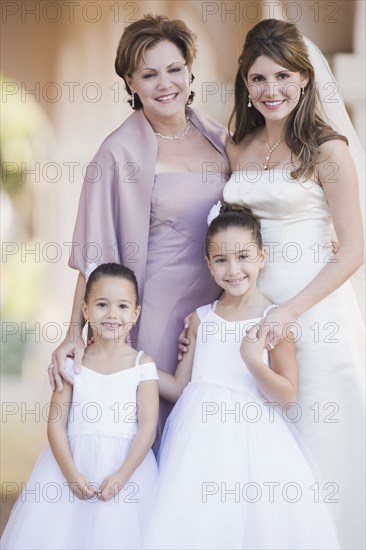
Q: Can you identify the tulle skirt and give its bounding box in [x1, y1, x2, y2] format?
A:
[1, 434, 158, 549]
[143, 382, 340, 550]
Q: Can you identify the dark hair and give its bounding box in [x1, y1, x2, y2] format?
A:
[228, 19, 347, 179]
[206, 202, 262, 257]
[84, 263, 139, 306]
[115, 13, 197, 110]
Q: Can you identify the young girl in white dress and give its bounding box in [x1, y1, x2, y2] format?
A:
[143, 203, 340, 550]
[1, 263, 159, 550]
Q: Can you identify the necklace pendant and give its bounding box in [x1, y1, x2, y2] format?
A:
[264, 138, 283, 172]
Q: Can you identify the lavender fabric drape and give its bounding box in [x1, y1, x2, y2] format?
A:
[69, 107, 229, 439]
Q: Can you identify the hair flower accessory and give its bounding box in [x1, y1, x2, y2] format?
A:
[85, 262, 98, 281]
[207, 201, 222, 226]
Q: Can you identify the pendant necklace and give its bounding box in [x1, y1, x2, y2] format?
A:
[263, 138, 283, 170]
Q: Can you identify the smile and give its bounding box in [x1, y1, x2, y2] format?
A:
[225, 276, 247, 285]
[262, 100, 284, 109]
[102, 322, 121, 329]
[155, 93, 178, 102]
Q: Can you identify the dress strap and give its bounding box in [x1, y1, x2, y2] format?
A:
[262, 303, 279, 317]
[134, 350, 144, 367]
[211, 300, 219, 312]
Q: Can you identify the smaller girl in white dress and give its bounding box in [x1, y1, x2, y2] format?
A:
[1, 263, 159, 550]
[143, 203, 340, 550]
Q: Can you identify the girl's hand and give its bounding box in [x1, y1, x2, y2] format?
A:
[97, 472, 125, 502]
[331, 240, 339, 255]
[258, 306, 297, 350]
[50, 334, 85, 391]
[241, 324, 269, 371]
[177, 313, 193, 360]
[67, 473, 96, 500]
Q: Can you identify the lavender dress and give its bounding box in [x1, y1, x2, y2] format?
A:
[69, 108, 229, 441]
[138, 172, 226, 435]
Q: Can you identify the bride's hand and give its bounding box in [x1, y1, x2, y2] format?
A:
[258, 306, 297, 350]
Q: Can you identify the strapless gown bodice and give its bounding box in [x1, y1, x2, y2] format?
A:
[225, 169, 331, 241]
[225, 170, 339, 299]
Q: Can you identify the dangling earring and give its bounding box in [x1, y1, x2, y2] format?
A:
[247, 95, 252, 108]
[130, 90, 135, 109]
[301, 87, 305, 97]
[188, 74, 195, 103]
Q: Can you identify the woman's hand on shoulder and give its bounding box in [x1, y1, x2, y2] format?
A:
[258, 305, 297, 349]
[50, 334, 85, 392]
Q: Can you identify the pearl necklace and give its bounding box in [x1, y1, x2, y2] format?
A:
[154, 120, 191, 140]
[263, 140, 283, 170]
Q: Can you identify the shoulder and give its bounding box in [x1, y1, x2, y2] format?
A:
[261, 301, 277, 317]
[94, 110, 152, 156]
[138, 353, 155, 365]
[195, 304, 213, 323]
[318, 138, 349, 162]
[189, 107, 228, 142]
[226, 128, 262, 164]
[317, 138, 356, 187]
[137, 353, 159, 383]
[189, 107, 223, 130]
[64, 357, 76, 381]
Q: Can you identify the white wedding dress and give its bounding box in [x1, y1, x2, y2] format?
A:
[224, 169, 365, 550]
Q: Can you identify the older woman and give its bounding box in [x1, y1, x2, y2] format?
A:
[50, 15, 228, 438]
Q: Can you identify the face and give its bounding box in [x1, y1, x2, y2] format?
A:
[206, 227, 266, 298]
[127, 40, 191, 120]
[82, 277, 140, 343]
[244, 55, 309, 122]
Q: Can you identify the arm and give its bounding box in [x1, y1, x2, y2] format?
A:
[158, 312, 200, 403]
[241, 325, 297, 407]
[47, 383, 95, 500]
[262, 140, 364, 346]
[98, 360, 159, 502]
[49, 272, 86, 391]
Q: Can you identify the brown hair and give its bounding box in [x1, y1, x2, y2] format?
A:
[228, 19, 347, 179]
[206, 202, 262, 257]
[84, 263, 139, 306]
[115, 14, 197, 110]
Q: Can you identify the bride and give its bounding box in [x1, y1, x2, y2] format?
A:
[224, 18, 365, 550]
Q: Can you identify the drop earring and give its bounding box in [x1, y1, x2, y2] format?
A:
[248, 95, 252, 108]
[130, 90, 135, 109]
[301, 87, 305, 97]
